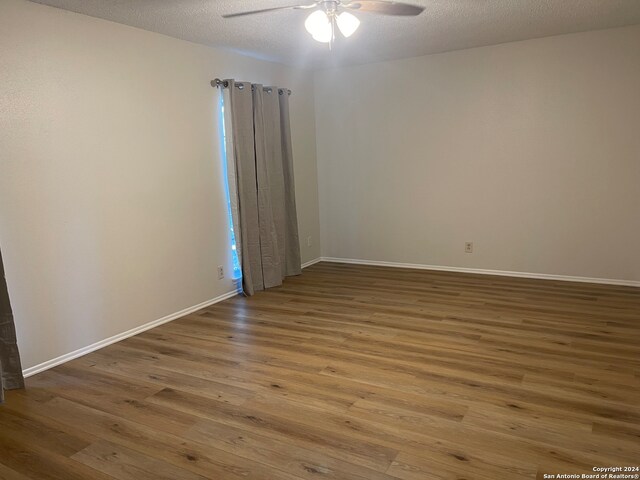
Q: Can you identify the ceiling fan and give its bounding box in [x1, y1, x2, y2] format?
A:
[222, 1, 425, 45]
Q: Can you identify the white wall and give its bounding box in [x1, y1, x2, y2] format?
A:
[0, 0, 320, 370]
[315, 25, 640, 283]
[2, 1, 638, 374]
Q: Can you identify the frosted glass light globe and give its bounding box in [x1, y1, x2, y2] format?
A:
[305, 10, 330, 36]
[336, 11, 360, 37]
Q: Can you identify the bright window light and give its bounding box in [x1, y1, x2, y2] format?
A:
[219, 97, 242, 280]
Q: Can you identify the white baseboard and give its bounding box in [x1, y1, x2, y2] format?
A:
[320, 257, 640, 288]
[23, 262, 316, 378]
[22, 289, 239, 378]
[301, 257, 322, 269]
[21, 257, 636, 378]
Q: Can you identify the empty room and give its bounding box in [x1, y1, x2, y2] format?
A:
[1, 0, 639, 478]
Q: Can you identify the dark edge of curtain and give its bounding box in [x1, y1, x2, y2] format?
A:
[0, 248, 25, 404]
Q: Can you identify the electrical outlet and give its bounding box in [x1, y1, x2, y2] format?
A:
[217, 265, 224, 279]
[307, 236, 312, 247]
[465, 242, 473, 254]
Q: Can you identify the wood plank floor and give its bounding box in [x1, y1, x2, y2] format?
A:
[1, 262, 639, 480]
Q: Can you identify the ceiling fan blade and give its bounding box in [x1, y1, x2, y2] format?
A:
[222, 3, 317, 18]
[344, 0, 424, 16]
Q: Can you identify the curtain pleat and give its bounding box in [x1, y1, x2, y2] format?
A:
[0, 248, 24, 404]
[224, 79, 302, 296]
[252, 85, 282, 289]
[278, 92, 302, 277]
[261, 87, 287, 280]
[228, 80, 262, 295]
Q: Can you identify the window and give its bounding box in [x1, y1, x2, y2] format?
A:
[219, 95, 242, 280]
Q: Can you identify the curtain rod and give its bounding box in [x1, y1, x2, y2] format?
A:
[211, 78, 291, 96]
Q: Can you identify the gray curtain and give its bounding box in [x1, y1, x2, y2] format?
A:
[0, 248, 24, 404]
[224, 80, 302, 296]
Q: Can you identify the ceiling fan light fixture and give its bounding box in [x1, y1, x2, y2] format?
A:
[224, 1, 424, 46]
[305, 10, 330, 39]
[336, 11, 360, 37]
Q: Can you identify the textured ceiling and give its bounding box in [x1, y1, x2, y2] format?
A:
[29, 0, 640, 68]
